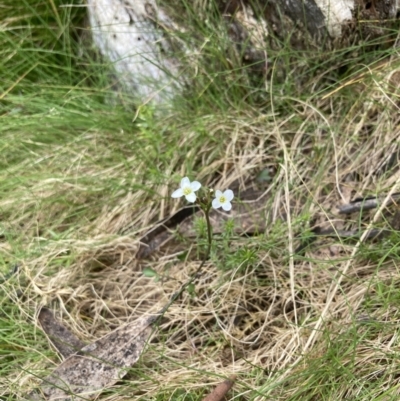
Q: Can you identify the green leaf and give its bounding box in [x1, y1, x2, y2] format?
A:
[187, 283, 196, 298]
[143, 267, 158, 278]
[177, 251, 189, 261]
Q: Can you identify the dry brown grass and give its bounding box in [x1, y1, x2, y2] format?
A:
[2, 55, 400, 401]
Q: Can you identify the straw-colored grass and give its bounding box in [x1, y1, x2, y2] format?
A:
[1, 1, 400, 400]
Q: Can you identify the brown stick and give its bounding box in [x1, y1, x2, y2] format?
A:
[201, 375, 237, 401]
[337, 193, 400, 214]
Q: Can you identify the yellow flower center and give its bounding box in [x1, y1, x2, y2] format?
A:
[183, 187, 192, 196]
[219, 196, 226, 203]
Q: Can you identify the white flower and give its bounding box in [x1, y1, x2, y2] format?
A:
[171, 177, 201, 203]
[212, 189, 234, 211]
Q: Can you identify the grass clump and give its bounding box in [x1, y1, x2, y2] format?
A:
[1, 0, 400, 400]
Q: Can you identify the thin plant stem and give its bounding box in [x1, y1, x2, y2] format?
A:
[204, 204, 213, 263]
[154, 206, 213, 321]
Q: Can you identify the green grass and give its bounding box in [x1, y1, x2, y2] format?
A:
[1, 0, 400, 400]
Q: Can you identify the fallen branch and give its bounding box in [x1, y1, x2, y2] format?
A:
[338, 193, 400, 214]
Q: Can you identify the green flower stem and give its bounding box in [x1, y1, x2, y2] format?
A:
[155, 203, 213, 320]
[203, 198, 213, 263]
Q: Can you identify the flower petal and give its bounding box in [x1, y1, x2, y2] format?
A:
[215, 189, 223, 198]
[185, 192, 197, 203]
[171, 188, 184, 198]
[190, 181, 201, 191]
[224, 189, 234, 201]
[212, 198, 221, 209]
[180, 177, 190, 188]
[222, 201, 232, 211]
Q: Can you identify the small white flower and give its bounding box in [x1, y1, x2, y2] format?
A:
[171, 177, 201, 203]
[212, 189, 234, 211]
